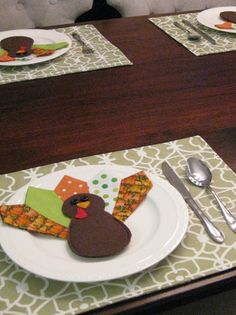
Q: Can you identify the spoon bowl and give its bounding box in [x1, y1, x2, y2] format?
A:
[187, 157, 236, 232]
[186, 158, 212, 187]
[187, 33, 201, 41]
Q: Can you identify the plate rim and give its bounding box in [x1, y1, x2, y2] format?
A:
[0, 28, 72, 66]
[197, 6, 236, 33]
[0, 164, 189, 282]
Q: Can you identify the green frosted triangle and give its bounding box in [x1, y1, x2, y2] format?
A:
[33, 42, 69, 50]
[25, 186, 70, 227]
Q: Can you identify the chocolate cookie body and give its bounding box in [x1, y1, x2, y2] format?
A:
[1, 36, 34, 57]
[63, 193, 131, 258]
[220, 11, 236, 24]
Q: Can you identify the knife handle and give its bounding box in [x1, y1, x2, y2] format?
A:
[187, 199, 225, 243]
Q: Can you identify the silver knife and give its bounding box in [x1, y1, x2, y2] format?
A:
[182, 19, 216, 45]
[162, 162, 224, 243]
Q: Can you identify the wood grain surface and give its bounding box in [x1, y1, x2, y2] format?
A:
[0, 16, 235, 174]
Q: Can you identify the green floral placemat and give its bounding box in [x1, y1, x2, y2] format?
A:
[150, 13, 236, 56]
[0, 24, 132, 85]
[0, 135, 236, 314]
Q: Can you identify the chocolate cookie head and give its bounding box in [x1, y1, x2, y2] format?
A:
[220, 11, 236, 24]
[1, 36, 34, 58]
[62, 193, 105, 219]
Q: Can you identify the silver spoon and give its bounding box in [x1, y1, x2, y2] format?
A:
[173, 22, 201, 41]
[186, 157, 236, 232]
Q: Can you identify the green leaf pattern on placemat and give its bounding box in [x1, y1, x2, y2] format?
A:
[0, 136, 236, 314]
[150, 13, 236, 56]
[0, 25, 132, 85]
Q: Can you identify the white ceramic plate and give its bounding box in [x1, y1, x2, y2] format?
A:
[197, 6, 236, 33]
[0, 29, 72, 66]
[0, 165, 188, 282]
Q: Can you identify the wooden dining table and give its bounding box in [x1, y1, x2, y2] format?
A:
[0, 13, 235, 315]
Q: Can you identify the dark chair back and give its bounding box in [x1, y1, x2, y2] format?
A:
[76, 0, 121, 22]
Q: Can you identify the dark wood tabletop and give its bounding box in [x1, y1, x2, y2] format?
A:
[0, 14, 235, 315]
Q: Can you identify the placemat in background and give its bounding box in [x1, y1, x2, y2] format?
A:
[0, 135, 236, 314]
[150, 13, 236, 56]
[0, 24, 132, 85]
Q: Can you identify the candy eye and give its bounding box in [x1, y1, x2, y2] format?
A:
[70, 198, 79, 205]
[80, 195, 89, 202]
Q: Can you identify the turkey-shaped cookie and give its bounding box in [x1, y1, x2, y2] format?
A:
[1, 36, 34, 57]
[220, 11, 236, 24]
[62, 193, 131, 258]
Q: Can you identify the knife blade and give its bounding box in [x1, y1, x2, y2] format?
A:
[182, 19, 216, 45]
[161, 162, 224, 243]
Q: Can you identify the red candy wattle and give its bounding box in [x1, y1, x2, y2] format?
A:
[75, 207, 88, 219]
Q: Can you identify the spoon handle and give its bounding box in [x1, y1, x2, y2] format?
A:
[209, 187, 236, 232]
[173, 21, 189, 33]
[187, 199, 225, 243]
